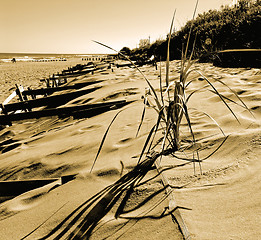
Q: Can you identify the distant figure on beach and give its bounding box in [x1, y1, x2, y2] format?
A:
[11, 58, 16, 63]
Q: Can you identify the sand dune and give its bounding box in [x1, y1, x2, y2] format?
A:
[0, 60, 260, 239]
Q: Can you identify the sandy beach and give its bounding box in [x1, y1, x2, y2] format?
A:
[0, 59, 85, 103]
[0, 59, 260, 239]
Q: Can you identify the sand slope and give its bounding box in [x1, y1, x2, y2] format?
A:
[0, 60, 260, 239]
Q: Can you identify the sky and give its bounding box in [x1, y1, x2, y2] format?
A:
[1, 0, 232, 54]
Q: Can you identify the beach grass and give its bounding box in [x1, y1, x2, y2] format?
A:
[92, 0, 252, 175]
[27, 1, 254, 239]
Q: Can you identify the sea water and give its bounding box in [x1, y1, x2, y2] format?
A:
[0, 53, 84, 62]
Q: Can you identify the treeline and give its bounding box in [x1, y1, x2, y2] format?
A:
[126, 0, 260, 62]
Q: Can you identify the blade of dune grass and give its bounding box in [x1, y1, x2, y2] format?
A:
[196, 71, 241, 123]
[189, 107, 226, 136]
[137, 109, 164, 164]
[200, 135, 229, 160]
[137, 125, 157, 164]
[208, 89, 247, 109]
[90, 109, 125, 173]
[166, 10, 176, 88]
[92, 40, 162, 111]
[159, 121, 173, 162]
[146, 110, 167, 153]
[173, 135, 229, 162]
[159, 58, 165, 106]
[136, 97, 148, 137]
[188, 32, 198, 62]
[185, 85, 209, 103]
[213, 77, 255, 117]
[180, 100, 197, 148]
[163, 81, 176, 96]
[184, 0, 199, 60]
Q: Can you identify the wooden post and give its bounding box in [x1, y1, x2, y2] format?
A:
[27, 87, 36, 99]
[0, 104, 7, 115]
[3, 90, 17, 106]
[15, 84, 24, 102]
[46, 79, 50, 88]
[23, 94, 28, 101]
[15, 84, 31, 112]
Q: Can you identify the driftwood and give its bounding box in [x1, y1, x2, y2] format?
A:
[1, 87, 101, 114]
[0, 179, 59, 197]
[22, 80, 103, 97]
[56, 68, 96, 78]
[0, 100, 131, 125]
[37, 63, 108, 88]
[0, 61, 117, 125]
[0, 174, 76, 202]
[61, 63, 96, 74]
[40, 77, 67, 88]
[57, 63, 109, 78]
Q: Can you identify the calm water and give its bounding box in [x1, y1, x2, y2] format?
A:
[0, 53, 87, 62]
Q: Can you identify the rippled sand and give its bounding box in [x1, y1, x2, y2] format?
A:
[0, 60, 260, 239]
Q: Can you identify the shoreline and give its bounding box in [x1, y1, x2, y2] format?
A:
[0, 58, 85, 103]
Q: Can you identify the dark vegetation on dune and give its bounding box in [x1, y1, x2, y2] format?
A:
[124, 0, 260, 63]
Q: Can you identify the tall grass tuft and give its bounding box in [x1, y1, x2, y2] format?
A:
[89, 1, 253, 238]
[91, 0, 251, 175]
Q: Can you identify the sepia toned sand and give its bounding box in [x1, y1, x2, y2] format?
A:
[0, 59, 260, 239]
[0, 59, 84, 103]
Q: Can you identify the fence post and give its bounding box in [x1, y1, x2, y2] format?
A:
[0, 104, 7, 115]
[15, 84, 24, 102]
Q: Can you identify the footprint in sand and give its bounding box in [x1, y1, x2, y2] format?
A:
[1, 142, 22, 154]
[70, 124, 101, 136]
[30, 131, 46, 138]
[236, 90, 247, 95]
[113, 137, 133, 148]
[48, 123, 74, 133]
[102, 88, 139, 101]
[95, 168, 120, 177]
[47, 146, 82, 157]
[250, 106, 261, 115]
[0, 130, 15, 141]
[80, 124, 101, 132]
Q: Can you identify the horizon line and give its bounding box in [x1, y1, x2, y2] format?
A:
[0, 52, 117, 55]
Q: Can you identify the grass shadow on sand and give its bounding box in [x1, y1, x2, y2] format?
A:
[22, 152, 188, 240]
